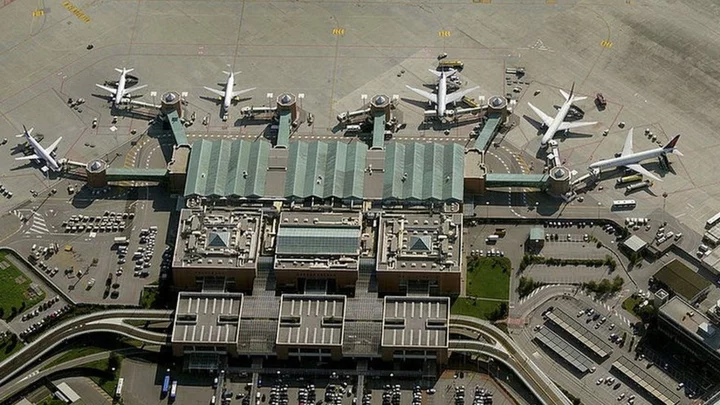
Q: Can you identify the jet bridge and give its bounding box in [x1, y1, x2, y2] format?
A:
[106, 167, 168, 182]
[473, 112, 503, 151]
[165, 110, 189, 147]
[485, 173, 549, 190]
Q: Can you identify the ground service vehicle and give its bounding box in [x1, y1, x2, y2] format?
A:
[162, 375, 170, 396]
[170, 380, 178, 400]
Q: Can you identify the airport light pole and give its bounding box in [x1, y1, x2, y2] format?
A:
[662, 192, 668, 226]
[597, 202, 602, 221]
[486, 201, 490, 219]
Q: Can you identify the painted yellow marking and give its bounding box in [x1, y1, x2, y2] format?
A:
[474, 0, 492, 3]
[546, 0, 557, 4]
[439, 30, 451, 38]
[332, 28, 345, 36]
[601, 40, 613, 48]
[32, 9, 44, 17]
[62, 1, 90, 23]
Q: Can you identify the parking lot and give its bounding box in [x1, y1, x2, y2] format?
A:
[514, 295, 697, 405]
[2, 185, 174, 305]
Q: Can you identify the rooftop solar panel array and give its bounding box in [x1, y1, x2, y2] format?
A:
[545, 309, 613, 358]
[535, 327, 595, 373]
[612, 357, 680, 405]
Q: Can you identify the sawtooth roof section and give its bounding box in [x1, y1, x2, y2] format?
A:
[383, 142, 463, 202]
[285, 141, 366, 200]
[184, 139, 270, 198]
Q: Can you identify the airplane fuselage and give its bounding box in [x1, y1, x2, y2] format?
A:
[114, 71, 128, 106]
[436, 73, 447, 117]
[589, 147, 670, 171]
[223, 73, 235, 111]
[540, 99, 573, 146]
[24, 133, 60, 171]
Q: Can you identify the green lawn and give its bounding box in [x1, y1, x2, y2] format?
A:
[85, 354, 123, 397]
[451, 297, 505, 320]
[42, 346, 108, 370]
[38, 396, 68, 405]
[41, 334, 143, 370]
[0, 336, 24, 363]
[622, 296, 643, 319]
[466, 257, 511, 300]
[0, 251, 45, 319]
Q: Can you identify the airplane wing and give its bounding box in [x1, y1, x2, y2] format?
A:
[559, 89, 570, 101]
[557, 121, 597, 131]
[46, 137, 63, 154]
[405, 85, 437, 104]
[15, 154, 39, 161]
[231, 87, 256, 98]
[621, 128, 634, 157]
[123, 84, 147, 95]
[625, 163, 661, 182]
[204, 86, 225, 97]
[445, 86, 480, 105]
[527, 103, 554, 127]
[95, 83, 117, 95]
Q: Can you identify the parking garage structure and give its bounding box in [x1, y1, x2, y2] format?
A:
[171, 208, 262, 291]
[611, 356, 680, 405]
[376, 213, 462, 295]
[545, 309, 613, 359]
[275, 294, 346, 361]
[381, 296, 450, 364]
[171, 292, 244, 366]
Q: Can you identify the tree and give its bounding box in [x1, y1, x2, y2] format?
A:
[109, 352, 121, 371]
[10, 306, 17, 318]
[0, 308, 5, 319]
[517, 277, 539, 298]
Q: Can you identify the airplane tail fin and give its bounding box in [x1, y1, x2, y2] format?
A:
[222, 71, 231, 75]
[115, 68, 134, 74]
[115, 68, 123, 73]
[570, 81, 575, 98]
[428, 68, 455, 77]
[16, 126, 32, 138]
[663, 134, 681, 150]
[222, 70, 241, 77]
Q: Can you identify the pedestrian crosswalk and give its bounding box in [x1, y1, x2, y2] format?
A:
[25, 213, 50, 235]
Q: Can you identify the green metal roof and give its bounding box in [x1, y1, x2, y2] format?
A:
[184, 139, 270, 197]
[106, 167, 168, 181]
[372, 110, 385, 150]
[276, 226, 360, 255]
[277, 109, 291, 148]
[383, 142, 464, 202]
[166, 110, 189, 146]
[486, 173, 549, 189]
[474, 112, 502, 151]
[285, 141, 366, 200]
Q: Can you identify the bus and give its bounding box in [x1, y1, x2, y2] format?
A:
[170, 380, 178, 400]
[707, 212, 720, 228]
[161, 375, 171, 397]
[612, 200, 636, 210]
[115, 377, 124, 399]
[113, 236, 129, 245]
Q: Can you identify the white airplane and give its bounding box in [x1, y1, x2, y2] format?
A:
[527, 83, 597, 147]
[95, 68, 147, 106]
[589, 128, 682, 182]
[406, 69, 480, 118]
[204, 69, 256, 113]
[15, 126, 62, 172]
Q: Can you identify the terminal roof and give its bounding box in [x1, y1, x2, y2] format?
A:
[654, 259, 710, 301]
[276, 295, 346, 347]
[172, 292, 243, 345]
[381, 296, 449, 348]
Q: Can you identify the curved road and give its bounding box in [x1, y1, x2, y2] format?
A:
[449, 315, 572, 405]
[0, 347, 151, 403]
[0, 309, 172, 387]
